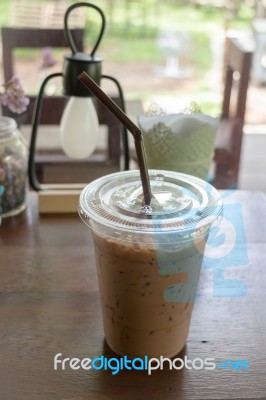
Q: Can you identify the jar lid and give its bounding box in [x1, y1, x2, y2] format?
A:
[79, 170, 222, 240]
[0, 117, 17, 140]
[0, 117, 17, 133]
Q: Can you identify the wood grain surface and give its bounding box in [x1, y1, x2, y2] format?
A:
[1, 191, 266, 400]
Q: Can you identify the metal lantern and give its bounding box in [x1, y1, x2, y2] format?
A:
[29, 2, 129, 191]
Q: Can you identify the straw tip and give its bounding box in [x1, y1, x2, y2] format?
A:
[77, 71, 88, 81]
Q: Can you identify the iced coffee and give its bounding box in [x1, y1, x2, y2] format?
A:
[79, 170, 222, 358]
[92, 232, 206, 357]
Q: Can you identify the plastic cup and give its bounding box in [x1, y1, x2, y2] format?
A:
[79, 170, 222, 358]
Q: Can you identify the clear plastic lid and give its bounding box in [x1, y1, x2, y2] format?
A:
[79, 170, 222, 239]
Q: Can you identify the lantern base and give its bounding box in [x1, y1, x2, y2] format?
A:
[38, 184, 85, 214]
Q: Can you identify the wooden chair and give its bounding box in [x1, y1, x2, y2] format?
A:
[1, 26, 126, 184]
[9, 0, 85, 29]
[1, 26, 84, 125]
[213, 35, 253, 189]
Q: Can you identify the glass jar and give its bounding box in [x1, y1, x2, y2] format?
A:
[0, 117, 27, 217]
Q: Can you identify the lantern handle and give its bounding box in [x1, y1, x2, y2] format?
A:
[64, 2, 106, 57]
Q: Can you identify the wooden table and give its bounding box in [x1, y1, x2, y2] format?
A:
[1, 191, 266, 400]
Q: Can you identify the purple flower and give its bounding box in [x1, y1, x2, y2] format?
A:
[0, 76, 30, 114]
[40, 47, 57, 69]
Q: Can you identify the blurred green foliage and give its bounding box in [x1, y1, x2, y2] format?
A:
[0, 0, 255, 111]
[84, 0, 253, 70]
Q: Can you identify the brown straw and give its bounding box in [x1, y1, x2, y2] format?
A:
[78, 71, 152, 206]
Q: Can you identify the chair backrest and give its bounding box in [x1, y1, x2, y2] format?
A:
[222, 35, 253, 123]
[214, 34, 253, 188]
[1, 26, 84, 125]
[9, 0, 85, 28]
